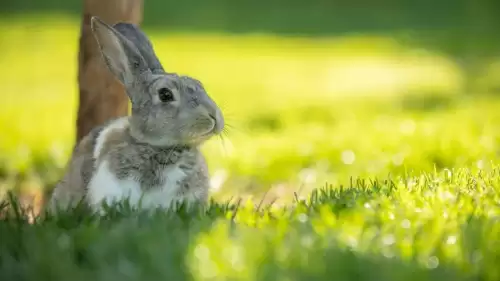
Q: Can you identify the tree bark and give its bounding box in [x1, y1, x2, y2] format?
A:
[76, 0, 143, 142]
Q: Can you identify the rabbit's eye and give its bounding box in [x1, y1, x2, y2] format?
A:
[158, 88, 174, 102]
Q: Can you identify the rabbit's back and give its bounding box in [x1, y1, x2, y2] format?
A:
[47, 120, 109, 211]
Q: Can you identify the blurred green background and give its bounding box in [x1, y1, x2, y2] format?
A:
[1, 0, 499, 203]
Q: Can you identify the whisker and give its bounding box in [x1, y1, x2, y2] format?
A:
[218, 135, 228, 156]
[221, 127, 242, 139]
[224, 124, 238, 130]
[223, 130, 232, 140]
[223, 121, 248, 135]
[218, 132, 235, 157]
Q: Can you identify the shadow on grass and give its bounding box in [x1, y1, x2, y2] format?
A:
[397, 92, 458, 112]
[0, 195, 232, 281]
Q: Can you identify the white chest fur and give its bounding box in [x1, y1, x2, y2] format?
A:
[87, 160, 189, 211]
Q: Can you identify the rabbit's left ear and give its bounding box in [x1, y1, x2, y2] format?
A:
[113, 23, 165, 73]
[91, 16, 148, 90]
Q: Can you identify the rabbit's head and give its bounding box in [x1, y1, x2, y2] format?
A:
[90, 17, 224, 147]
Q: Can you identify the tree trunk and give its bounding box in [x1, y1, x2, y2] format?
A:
[76, 0, 143, 142]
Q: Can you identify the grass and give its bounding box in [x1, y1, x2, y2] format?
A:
[0, 15, 500, 280]
[1, 167, 500, 281]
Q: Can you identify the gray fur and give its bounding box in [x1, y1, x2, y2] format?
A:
[47, 125, 104, 211]
[96, 121, 210, 202]
[106, 130, 208, 197]
[113, 22, 164, 73]
[47, 16, 223, 212]
[99, 127, 195, 189]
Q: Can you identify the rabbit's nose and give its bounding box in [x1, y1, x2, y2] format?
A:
[198, 96, 224, 133]
[204, 108, 223, 134]
[211, 111, 224, 134]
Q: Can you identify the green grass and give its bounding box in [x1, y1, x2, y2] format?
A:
[1, 167, 500, 281]
[1, 15, 500, 280]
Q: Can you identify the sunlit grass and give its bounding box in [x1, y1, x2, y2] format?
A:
[1, 167, 499, 281]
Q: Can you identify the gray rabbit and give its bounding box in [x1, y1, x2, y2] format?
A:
[48, 16, 224, 213]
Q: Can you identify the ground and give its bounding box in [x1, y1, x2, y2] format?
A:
[0, 15, 499, 281]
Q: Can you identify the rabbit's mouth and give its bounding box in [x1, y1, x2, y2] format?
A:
[197, 126, 217, 138]
[179, 114, 221, 144]
[189, 126, 218, 144]
[196, 116, 219, 137]
[206, 113, 224, 135]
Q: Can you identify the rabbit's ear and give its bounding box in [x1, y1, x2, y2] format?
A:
[113, 23, 165, 74]
[91, 16, 148, 87]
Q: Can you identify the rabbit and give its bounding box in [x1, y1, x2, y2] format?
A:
[47, 16, 224, 213]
